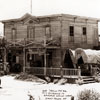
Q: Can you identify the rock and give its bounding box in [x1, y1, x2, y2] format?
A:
[57, 78, 67, 85]
[45, 76, 51, 83]
[53, 79, 59, 84]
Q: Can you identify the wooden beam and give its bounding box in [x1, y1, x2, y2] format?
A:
[23, 48, 26, 72]
[44, 36, 47, 76]
[23, 39, 26, 72]
[44, 48, 46, 76]
[4, 48, 6, 63]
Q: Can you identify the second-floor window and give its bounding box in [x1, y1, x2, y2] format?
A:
[82, 27, 87, 43]
[12, 28, 16, 40]
[69, 26, 74, 42]
[27, 26, 35, 39]
[45, 26, 51, 38]
[83, 27, 87, 35]
[69, 26, 74, 36]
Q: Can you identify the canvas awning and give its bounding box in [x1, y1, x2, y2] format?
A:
[75, 48, 100, 64]
[75, 48, 88, 64]
[84, 49, 100, 64]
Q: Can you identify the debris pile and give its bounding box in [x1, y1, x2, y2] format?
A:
[15, 73, 47, 84]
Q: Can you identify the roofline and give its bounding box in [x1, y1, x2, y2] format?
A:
[1, 13, 100, 23]
[1, 13, 36, 23]
[38, 13, 100, 21]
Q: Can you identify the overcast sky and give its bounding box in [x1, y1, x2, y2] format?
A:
[0, 0, 100, 35]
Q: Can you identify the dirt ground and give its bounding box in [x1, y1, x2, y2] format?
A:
[0, 75, 100, 100]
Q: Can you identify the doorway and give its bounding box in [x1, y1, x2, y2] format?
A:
[27, 54, 44, 67]
[7, 52, 22, 73]
[77, 56, 84, 65]
[64, 49, 74, 68]
[77, 56, 90, 76]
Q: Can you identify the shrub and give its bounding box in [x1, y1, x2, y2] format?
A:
[94, 76, 100, 82]
[28, 92, 35, 100]
[77, 89, 100, 100]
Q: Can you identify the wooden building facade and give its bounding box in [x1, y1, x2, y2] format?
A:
[1, 13, 100, 78]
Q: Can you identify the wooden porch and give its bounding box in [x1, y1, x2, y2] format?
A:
[0, 37, 99, 81]
[25, 66, 98, 78]
[25, 67, 81, 78]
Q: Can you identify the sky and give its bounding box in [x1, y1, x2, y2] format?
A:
[0, 0, 100, 35]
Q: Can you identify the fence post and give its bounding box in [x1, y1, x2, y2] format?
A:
[60, 65, 63, 78]
[90, 64, 93, 76]
[78, 66, 81, 78]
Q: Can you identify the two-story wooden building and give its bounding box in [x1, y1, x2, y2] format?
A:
[1, 13, 100, 78]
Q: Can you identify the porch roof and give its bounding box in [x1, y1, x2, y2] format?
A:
[5, 37, 61, 48]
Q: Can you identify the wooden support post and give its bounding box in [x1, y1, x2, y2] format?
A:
[90, 64, 93, 76]
[23, 38, 26, 73]
[44, 49, 46, 76]
[44, 36, 47, 76]
[23, 48, 26, 73]
[4, 47, 7, 72]
[60, 65, 63, 78]
[4, 47, 6, 63]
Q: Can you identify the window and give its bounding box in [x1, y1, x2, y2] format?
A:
[82, 27, 87, 43]
[27, 27, 35, 39]
[69, 26, 74, 42]
[12, 28, 16, 40]
[69, 26, 74, 36]
[45, 26, 51, 38]
[83, 27, 87, 35]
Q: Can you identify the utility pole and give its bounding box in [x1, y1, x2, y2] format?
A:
[30, 0, 32, 14]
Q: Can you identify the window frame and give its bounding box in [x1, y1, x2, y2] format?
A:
[45, 26, 51, 38]
[27, 26, 35, 39]
[69, 26, 74, 36]
[12, 28, 16, 40]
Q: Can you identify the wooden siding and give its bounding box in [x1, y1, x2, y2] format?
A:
[3, 14, 99, 49]
[61, 18, 99, 49]
[50, 21, 61, 38]
[35, 26, 45, 40]
[52, 49, 61, 67]
[16, 25, 27, 39]
[5, 24, 12, 39]
[61, 21, 69, 48]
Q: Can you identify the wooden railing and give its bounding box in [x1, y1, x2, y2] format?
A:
[63, 68, 79, 76]
[46, 68, 61, 76]
[25, 67, 80, 77]
[25, 67, 45, 75]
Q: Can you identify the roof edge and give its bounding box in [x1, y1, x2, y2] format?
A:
[1, 13, 100, 23]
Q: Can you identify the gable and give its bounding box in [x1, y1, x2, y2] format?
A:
[1, 13, 37, 24]
[23, 17, 39, 25]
